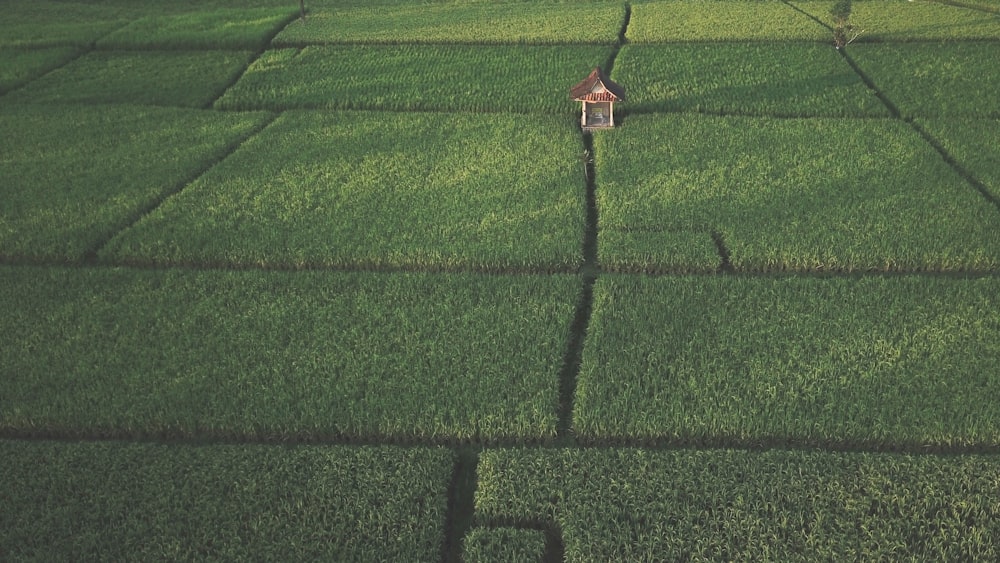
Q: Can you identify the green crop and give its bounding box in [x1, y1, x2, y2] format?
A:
[274, 1, 625, 46]
[917, 118, 1000, 198]
[214, 44, 615, 113]
[97, 7, 298, 50]
[849, 42, 1000, 118]
[0, 1, 127, 48]
[0, 440, 452, 561]
[0, 46, 80, 94]
[628, 0, 828, 42]
[613, 43, 889, 117]
[575, 275, 1000, 448]
[0, 266, 577, 442]
[463, 527, 547, 562]
[4, 50, 256, 107]
[0, 105, 269, 262]
[476, 448, 1000, 560]
[595, 114, 1000, 273]
[793, 0, 1000, 41]
[102, 111, 586, 273]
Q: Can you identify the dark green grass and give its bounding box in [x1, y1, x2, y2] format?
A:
[274, 1, 624, 46]
[0, 105, 269, 262]
[575, 275, 1000, 448]
[463, 527, 548, 562]
[848, 42, 1000, 118]
[613, 43, 889, 117]
[476, 448, 1000, 560]
[3, 50, 256, 108]
[0, 47, 81, 95]
[917, 118, 1000, 199]
[214, 44, 615, 113]
[0, 266, 577, 442]
[96, 7, 298, 50]
[595, 114, 1000, 273]
[0, 440, 451, 561]
[627, 0, 828, 42]
[102, 111, 586, 273]
[793, 0, 1000, 41]
[0, 1, 127, 48]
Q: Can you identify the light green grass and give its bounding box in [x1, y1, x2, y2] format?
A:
[477, 448, 1000, 560]
[793, 0, 1000, 41]
[575, 275, 1000, 447]
[595, 114, 1000, 273]
[0, 266, 577, 442]
[214, 44, 615, 113]
[275, 1, 624, 45]
[102, 111, 586, 272]
[0, 440, 451, 561]
[849, 42, 1000, 118]
[613, 43, 889, 117]
[97, 7, 297, 50]
[0, 105, 269, 262]
[627, 0, 828, 42]
[3, 50, 255, 107]
[917, 118, 1000, 198]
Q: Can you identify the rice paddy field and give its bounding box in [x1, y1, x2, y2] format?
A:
[2, 0, 999, 560]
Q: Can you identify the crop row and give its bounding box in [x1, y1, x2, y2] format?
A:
[595, 114, 1000, 273]
[214, 44, 614, 113]
[0, 440, 451, 561]
[612, 43, 889, 117]
[3, 50, 256, 108]
[102, 110, 587, 272]
[576, 275, 1000, 448]
[627, 0, 827, 43]
[0, 46, 81, 95]
[273, 1, 625, 46]
[0, 104, 269, 262]
[476, 448, 1000, 560]
[0, 266, 577, 442]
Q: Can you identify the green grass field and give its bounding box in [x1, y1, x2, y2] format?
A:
[2, 0, 1000, 560]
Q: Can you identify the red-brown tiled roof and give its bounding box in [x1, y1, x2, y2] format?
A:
[570, 67, 626, 102]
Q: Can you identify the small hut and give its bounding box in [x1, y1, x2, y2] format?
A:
[570, 67, 626, 130]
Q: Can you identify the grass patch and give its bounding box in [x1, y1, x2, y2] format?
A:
[613, 43, 888, 117]
[0, 440, 451, 561]
[101, 111, 586, 273]
[96, 7, 297, 50]
[214, 44, 615, 113]
[477, 448, 1000, 560]
[463, 527, 548, 562]
[3, 50, 256, 108]
[0, 105, 269, 262]
[0, 266, 577, 442]
[849, 42, 1000, 118]
[0, 1, 127, 48]
[595, 114, 1000, 273]
[575, 275, 1000, 448]
[274, 1, 624, 45]
[627, 0, 828, 42]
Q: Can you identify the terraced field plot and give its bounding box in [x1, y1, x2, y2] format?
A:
[102, 111, 586, 272]
[849, 42, 1000, 118]
[0, 105, 269, 261]
[4, 50, 256, 107]
[595, 113, 1000, 273]
[273, 1, 626, 45]
[613, 43, 889, 117]
[215, 44, 616, 113]
[3, 0, 1000, 560]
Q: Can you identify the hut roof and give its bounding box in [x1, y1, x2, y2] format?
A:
[570, 67, 626, 102]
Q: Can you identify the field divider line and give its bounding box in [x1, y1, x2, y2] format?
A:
[909, 120, 1000, 213]
[0, 44, 94, 99]
[711, 230, 735, 274]
[83, 112, 281, 264]
[442, 446, 479, 563]
[931, 0, 1000, 14]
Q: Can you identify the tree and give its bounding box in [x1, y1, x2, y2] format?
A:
[830, 0, 862, 48]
